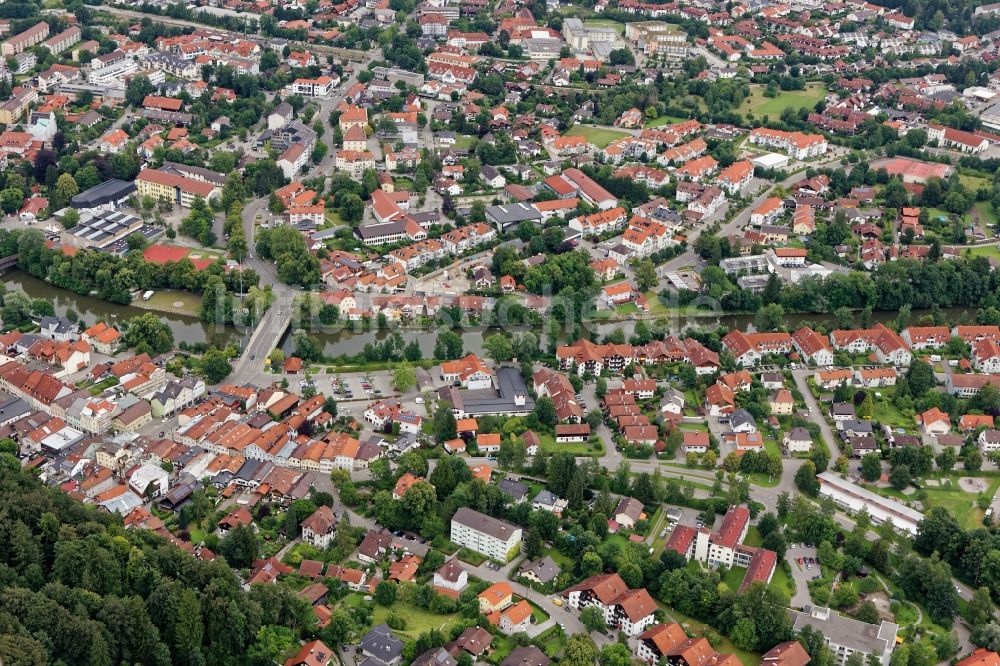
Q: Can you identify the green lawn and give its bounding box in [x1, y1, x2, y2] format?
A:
[740, 83, 828, 118]
[615, 302, 640, 314]
[140, 290, 203, 317]
[538, 433, 602, 456]
[872, 390, 911, 431]
[565, 125, 630, 149]
[544, 546, 575, 569]
[325, 210, 347, 227]
[770, 563, 795, 598]
[743, 527, 763, 548]
[921, 475, 1000, 530]
[722, 566, 748, 592]
[972, 201, 998, 229]
[959, 173, 991, 192]
[644, 115, 688, 128]
[458, 548, 487, 566]
[453, 134, 476, 150]
[967, 244, 1000, 261]
[369, 601, 462, 639]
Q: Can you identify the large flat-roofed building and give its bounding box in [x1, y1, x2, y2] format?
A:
[451, 507, 522, 561]
[1, 21, 49, 56]
[817, 471, 922, 536]
[135, 168, 220, 208]
[66, 210, 144, 251]
[789, 605, 897, 666]
[486, 203, 542, 232]
[70, 179, 137, 215]
[447, 366, 535, 418]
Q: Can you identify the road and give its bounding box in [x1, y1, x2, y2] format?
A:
[656, 156, 850, 274]
[228, 48, 379, 382]
[472, 556, 603, 644]
[231, 195, 296, 382]
[791, 368, 845, 460]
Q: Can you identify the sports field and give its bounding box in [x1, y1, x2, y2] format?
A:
[565, 125, 630, 148]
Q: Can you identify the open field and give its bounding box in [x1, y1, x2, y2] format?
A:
[370, 601, 462, 639]
[967, 244, 1000, 261]
[645, 115, 687, 128]
[739, 83, 827, 118]
[539, 433, 602, 456]
[565, 125, 630, 148]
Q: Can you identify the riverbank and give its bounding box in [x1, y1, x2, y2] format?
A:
[2, 270, 244, 348]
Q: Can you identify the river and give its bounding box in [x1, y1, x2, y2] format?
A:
[3, 270, 979, 359]
[2, 270, 246, 349]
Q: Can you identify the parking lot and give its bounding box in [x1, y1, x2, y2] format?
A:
[293, 370, 396, 409]
[786, 543, 819, 608]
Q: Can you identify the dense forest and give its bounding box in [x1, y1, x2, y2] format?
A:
[0, 463, 320, 666]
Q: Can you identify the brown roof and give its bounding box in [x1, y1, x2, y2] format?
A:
[761, 641, 811, 666]
[300, 505, 336, 534]
[562, 572, 629, 604]
[436, 558, 465, 582]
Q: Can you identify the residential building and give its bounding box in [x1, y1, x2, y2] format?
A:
[450, 507, 522, 561]
[789, 605, 897, 666]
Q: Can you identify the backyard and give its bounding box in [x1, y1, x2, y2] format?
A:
[342, 596, 463, 640]
[565, 125, 631, 149]
[739, 83, 828, 118]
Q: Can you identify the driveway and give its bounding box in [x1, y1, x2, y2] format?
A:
[791, 368, 844, 459]
[785, 544, 818, 609]
[470, 558, 588, 638]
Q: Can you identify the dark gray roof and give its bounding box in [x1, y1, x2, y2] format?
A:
[518, 556, 560, 583]
[412, 648, 457, 666]
[355, 220, 408, 240]
[71, 179, 136, 209]
[498, 478, 529, 501]
[360, 624, 404, 663]
[730, 408, 756, 429]
[0, 397, 31, 425]
[486, 203, 541, 225]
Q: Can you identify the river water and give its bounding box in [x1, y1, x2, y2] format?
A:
[2, 270, 247, 349]
[3, 270, 980, 358]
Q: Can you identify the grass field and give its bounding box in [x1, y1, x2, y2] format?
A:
[615, 302, 640, 314]
[565, 125, 630, 148]
[325, 210, 347, 227]
[959, 173, 991, 192]
[369, 601, 462, 639]
[740, 83, 827, 118]
[722, 566, 747, 592]
[921, 475, 1000, 530]
[538, 433, 602, 456]
[967, 244, 1000, 261]
[645, 115, 688, 128]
